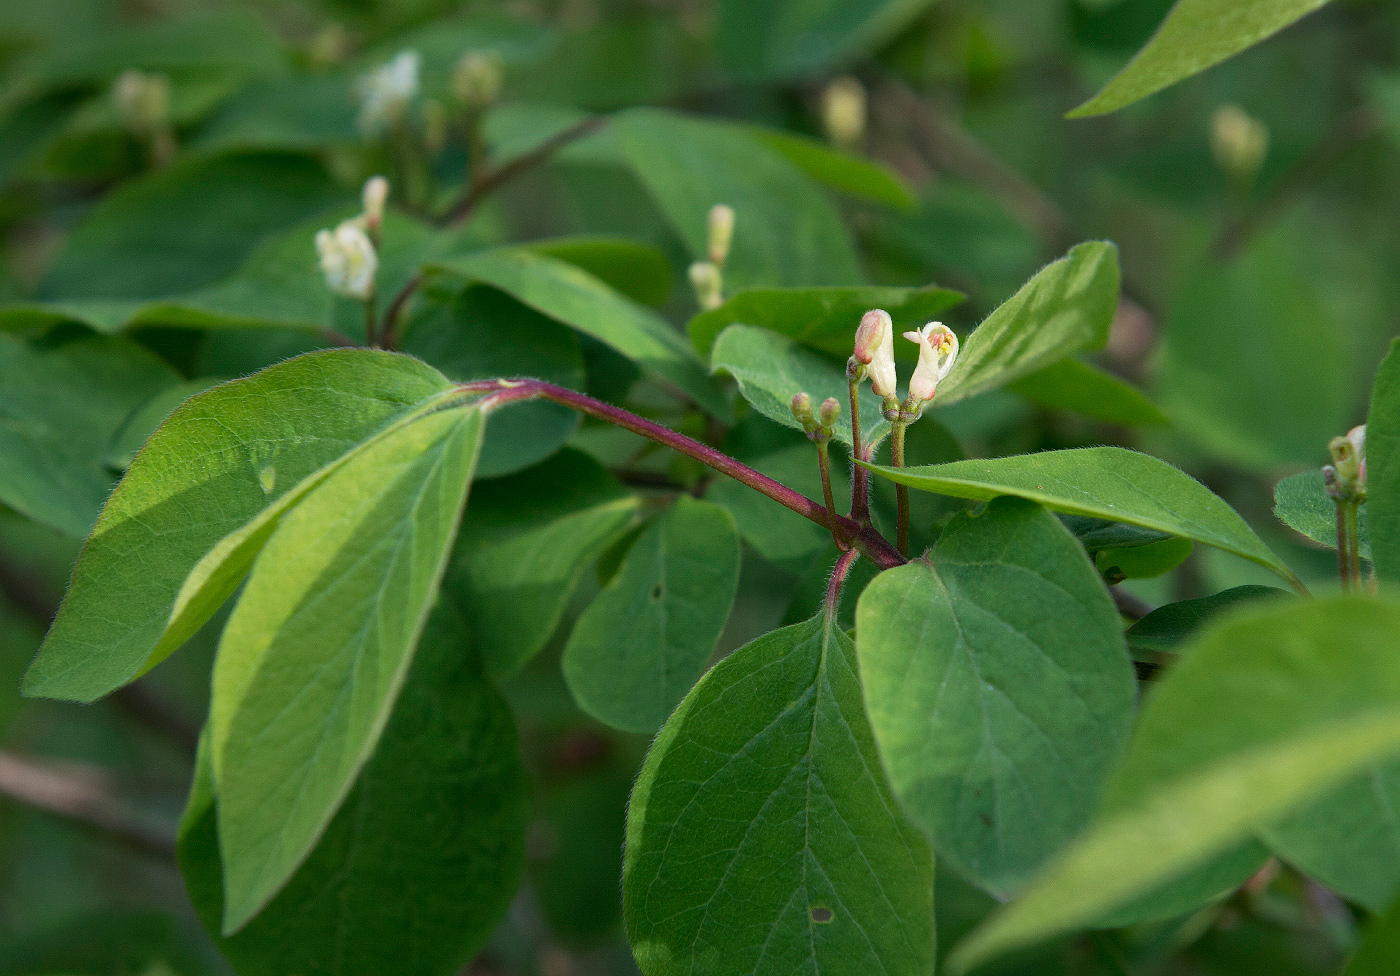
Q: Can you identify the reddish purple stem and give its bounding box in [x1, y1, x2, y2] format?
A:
[466, 379, 906, 570]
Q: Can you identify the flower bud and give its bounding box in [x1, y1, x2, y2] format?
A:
[904, 322, 959, 403]
[818, 397, 841, 430]
[362, 175, 389, 232]
[113, 70, 171, 137]
[1328, 423, 1367, 498]
[452, 51, 504, 109]
[688, 261, 723, 310]
[856, 310, 898, 399]
[707, 204, 735, 266]
[822, 76, 866, 151]
[357, 50, 420, 138]
[790, 392, 815, 428]
[306, 23, 351, 68]
[316, 220, 378, 301]
[1211, 104, 1268, 186]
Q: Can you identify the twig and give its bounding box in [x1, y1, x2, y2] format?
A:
[825, 547, 862, 617]
[814, 442, 847, 551]
[1111, 587, 1154, 622]
[891, 419, 909, 556]
[848, 375, 870, 523]
[319, 326, 358, 348]
[466, 379, 906, 569]
[0, 751, 177, 859]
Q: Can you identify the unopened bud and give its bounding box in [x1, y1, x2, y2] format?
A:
[688, 261, 723, 310]
[818, 397, 841, 430]
[452, 51, 504, 109]
[1328, 424, 1367, 500]
[316, 220, 378, 301]
[904, 322, 959, 403]
[822, 76, 866, 150]
[707, 204, 735, 266]
[306, 23, 351, 68]
[362, 176, 389, 232]
[1211, 104, 1268, 186]
[357, 50, 420, 138]
[857, 309, 898, 399]
[113, 70, 171, 137]
[790, 392, 815, 428]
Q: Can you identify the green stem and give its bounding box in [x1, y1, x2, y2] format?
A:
[1345, 500, 1362, 591]
[824, 547, 861, 619]
[848, 376, 868, 523]
[815, 442, 847, 551]
[892, 419, 909, 556]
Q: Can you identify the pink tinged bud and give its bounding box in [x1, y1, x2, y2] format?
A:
[818, 397, 841, 429]
[707, 204, 735, 266]
[903, 322, 959, 403]
[856, 310, 898, 398]
[362, 175, 389, 229]
[790, 391, 815, 427]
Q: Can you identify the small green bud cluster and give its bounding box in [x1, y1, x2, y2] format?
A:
[689, 204, 735, 311]
[113, 70, 175, 166]
[791, 392, 841, 444]
[452, 51, 505, 110]
[1324, 425, 1367, 503]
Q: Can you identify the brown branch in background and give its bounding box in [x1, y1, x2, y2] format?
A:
[1212, 105, 1379, 261]
[877, 80, 1073, 251]
[0, 751, 177, 859]
[1111, 587, 1154, 622]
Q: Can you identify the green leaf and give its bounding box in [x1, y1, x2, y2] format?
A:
[40, 151, 342, 301]
[613, 108, 865, 290]
[192, 74, 358, 153]
[624, 613, 936, 976]
[209, 405, 484, 933]
[856, 497, 1135, 895]
[105, 378, 223, 471]
[1345, 893, 1400, 976]
[431, 247, 729, 417]
[1126, 586, 1287, 653]
[947, 595, 1400, 973]
[529, 236, 672, 308]
[688, 284, 961, 358]
[1007, 358, 1169, 427]
[742, 125, 917, 209]
[1069, 0, 1335, 117]
[1158, 227, 1350, 470]
[935, 242, 1120, 407]
[445, 449, 641, 675]
[563, 496, 740, 733]
[711, 324, 885, 450]
[1095, 536, 1195, 581]
[861, 446, 1299, 586]
[1274, 469, 1372, 561]
[402, 285, 583, 478]
[179, 600, 529, 976]
[23, 350, 453, 703]
[0, 331, 178, 537]
[1370, 339, 1400, 584]
[716, 0, 939, 79]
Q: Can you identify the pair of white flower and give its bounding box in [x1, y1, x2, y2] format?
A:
[315, 177, 390, 301]
[854, 309, 958, 406]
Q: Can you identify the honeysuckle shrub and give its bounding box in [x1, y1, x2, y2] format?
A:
[1, 1, 1399, 975]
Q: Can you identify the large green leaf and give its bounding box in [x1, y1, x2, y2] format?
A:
[1007, 358, 1169, 427]
[856, 497, 1135, 895]
[688, 284, 961, 358]
[431, 247, 729, 417]
[861, 447, 1298, 585]
[742, 126, 917, 209]
[1069, 0, 1336, 117]
[529, 236, 673, 308]
[1370, 340, 1400, 584]
[402, 284, 584, 478]
[716, 0, 938, 79]
[563, 496, 740, 733]
[947, 595, 1400, 973]
[1274, 469, 1371, 561]
[23, 350, 453, 703]
[1346, 894, 1400, 976]
[40, 151, 342, 301]
[935, 242, 1120, 407]
[624, 613, 936, 976]
[711, 324, 887, 450]
[209, 405, 484, 933]
[0, 331, 177, 538]
[612, 108, 864, 290]
[1126, 586, 1287, 653]
[444, 449, 641, 675]
[179, 601, 528, 976]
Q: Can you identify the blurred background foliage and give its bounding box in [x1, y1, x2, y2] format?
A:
[0, 0, 1395, 973]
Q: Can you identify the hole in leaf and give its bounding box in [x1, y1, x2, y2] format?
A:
[809, 906, 834, 924]
[259, 465, 276, 493]
[651, 583, 664, 600]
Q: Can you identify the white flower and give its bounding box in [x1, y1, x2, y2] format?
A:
[904, 322, 958, 403]
[316, 221, 378, 300]
[356, 50, 420, 138]
[856, 309, 897, 399]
